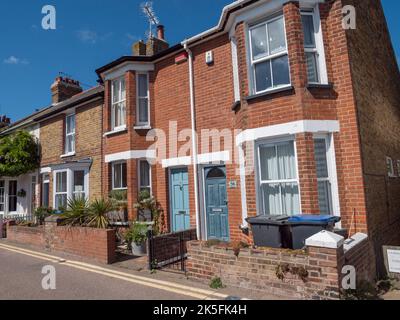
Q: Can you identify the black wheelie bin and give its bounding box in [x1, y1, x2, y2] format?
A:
[246, 215, 291, 248]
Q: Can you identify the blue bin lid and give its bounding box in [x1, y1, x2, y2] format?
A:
[288, 215, 339, 223]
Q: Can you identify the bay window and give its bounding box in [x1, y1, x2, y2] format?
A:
[138, 160, 151, 194]
[111, 77, 126, 130]
[112, 162, 127, 190]
[249, 15, 290, 94]
[257, 140, 300, 216]
[301, 8, 327, 84]
[136, 73, 150, 126]
[65, 114, 75, 154]
[53, 168, 89, 209]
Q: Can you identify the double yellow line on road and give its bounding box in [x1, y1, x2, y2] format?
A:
[0, 242, 233, 300]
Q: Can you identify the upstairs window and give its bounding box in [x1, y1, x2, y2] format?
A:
[111, 77, 126, 130]
[65, 114, 75, 154]
[301, 8, 328, 84]
[249, 15, 290, 94]
[137, 73, 150, 126]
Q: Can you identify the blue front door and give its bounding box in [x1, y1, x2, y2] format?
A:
[205, 166, 229, 242]
[170, 168, 190, 232]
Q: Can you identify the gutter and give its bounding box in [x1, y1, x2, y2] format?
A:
[183, 41, 201, 240]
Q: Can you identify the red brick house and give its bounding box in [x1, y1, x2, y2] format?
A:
[2, 0, 399, 277]
[95, 0, 400, 276]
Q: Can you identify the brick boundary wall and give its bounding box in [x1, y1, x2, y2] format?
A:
[186, 233, 374, 300]
[6, 219, 116, 264]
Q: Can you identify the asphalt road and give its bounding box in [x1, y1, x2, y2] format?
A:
[0, 247, 196, 300]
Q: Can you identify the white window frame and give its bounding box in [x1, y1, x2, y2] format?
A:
[53, 170, 69, 209]
[112, 161, 127, 191]
[65, 113, 76, 155]
[53, 168, 89, 209]
[386, 157, 395, 178]
[111, 77, 127, 131]
[255, 136, 301, 216]
[136, 72, 150, 127]
[42, 173, 50, 208]
[248, 13, 292, 95]
[300, 6, 328, 85]
[314, 133, 341, 219]
[138, 159, 152, 194]
[397, 160, 400, 178]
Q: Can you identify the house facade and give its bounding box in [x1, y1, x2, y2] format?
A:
[1, 0, 399, 276]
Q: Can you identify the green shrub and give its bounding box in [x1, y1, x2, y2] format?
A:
[0, 131, 40, 177]
[86, 199, 114, 229]
[210, 277, 224, 289]
[34, 207, 54, 224]
[125, 222, 149, 246]
[60, 197, 89, 226]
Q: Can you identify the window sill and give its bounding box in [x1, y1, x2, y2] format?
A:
[307, 83, 333, 90]
[245, 85, 294, 102]
[134, 125, 152, 130]
[103, 127, 127, 137]
[61, 152, 75, 158]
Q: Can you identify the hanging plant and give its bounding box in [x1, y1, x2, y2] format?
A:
[0, 131, 40, 177]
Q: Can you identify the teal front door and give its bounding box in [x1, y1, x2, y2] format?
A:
[205, 166, 229, 241]
[170, 168, 190, 232]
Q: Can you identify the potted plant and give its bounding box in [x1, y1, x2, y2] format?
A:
[125, 222, 149, 256]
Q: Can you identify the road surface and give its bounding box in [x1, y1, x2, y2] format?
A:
[0, 243, 225, 300]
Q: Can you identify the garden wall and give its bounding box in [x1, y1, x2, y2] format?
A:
[6, 218, 116, 264]
[186, 232, 374, 300]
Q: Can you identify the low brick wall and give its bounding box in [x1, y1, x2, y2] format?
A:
[187, 233, 373, 300]
[6, 220, 116, 264]
[7, 226, 45, 247]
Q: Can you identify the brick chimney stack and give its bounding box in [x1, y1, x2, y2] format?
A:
[51, 76, 83, 104]
[0, 115, 11, 130]
[132, 25, 169, 57]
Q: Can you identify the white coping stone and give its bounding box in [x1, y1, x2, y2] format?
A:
[343, 233, 368, 253]
[305, 230, 345, 249]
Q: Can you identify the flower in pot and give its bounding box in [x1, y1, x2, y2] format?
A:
[125, 222, 149, 256]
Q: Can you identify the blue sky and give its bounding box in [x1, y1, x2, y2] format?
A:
[0, 0, 399, 122]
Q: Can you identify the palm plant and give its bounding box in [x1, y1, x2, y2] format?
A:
[61, 197, 89, 226]
[86, 199, 114, 229]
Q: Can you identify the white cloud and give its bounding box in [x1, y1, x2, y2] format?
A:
[77, 30, 98, 44]
[77, 30, 113, 44]
[3, 56, 29, 65]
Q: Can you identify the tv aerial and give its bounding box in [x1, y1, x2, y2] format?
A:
[141, 1, 159, 40]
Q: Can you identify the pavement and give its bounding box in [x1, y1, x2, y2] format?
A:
[0, 240, 282, 300]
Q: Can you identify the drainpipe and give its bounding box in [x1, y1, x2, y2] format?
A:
[183, 41, 201, 240]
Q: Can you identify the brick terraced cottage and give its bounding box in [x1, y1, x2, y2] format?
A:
[1, 0, 399, 277]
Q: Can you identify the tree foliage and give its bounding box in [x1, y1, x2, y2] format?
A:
[0, 131, 40, 177]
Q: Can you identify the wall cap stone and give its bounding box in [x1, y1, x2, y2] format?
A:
[343, 233, 368, 253]
[306, 231, 344, 249]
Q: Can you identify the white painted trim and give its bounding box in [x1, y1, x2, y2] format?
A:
[161, 151, 231, 168]
[238, 144, 248, 227]
[40, 167, 51, 174]
[236, 120, 340, 146]
[60, 152, 76, 159]
[103, 62, 154, 81]
[103, 126, 127, 137]
[230, 36, 241, 102]
[105, 150, 156, 163]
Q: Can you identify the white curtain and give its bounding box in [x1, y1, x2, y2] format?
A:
[260, 141, 299, 216]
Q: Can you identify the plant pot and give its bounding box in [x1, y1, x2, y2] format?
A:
[131, 241, 147, 256]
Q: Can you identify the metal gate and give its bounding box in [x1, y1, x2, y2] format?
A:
[148, 229, 197, 272]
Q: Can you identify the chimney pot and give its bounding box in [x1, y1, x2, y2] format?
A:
[157, 25, 165, 41]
